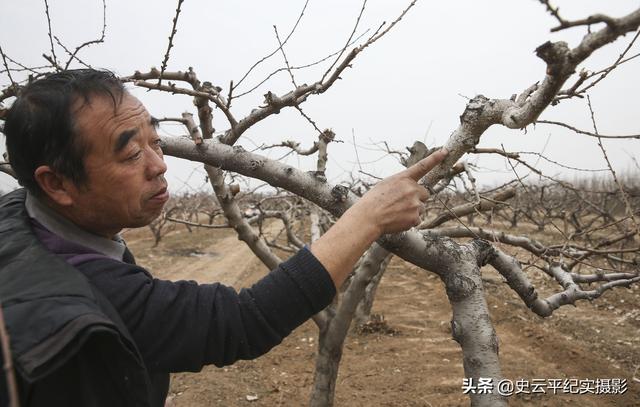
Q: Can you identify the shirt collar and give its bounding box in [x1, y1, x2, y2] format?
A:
[25, 191, 127, 261]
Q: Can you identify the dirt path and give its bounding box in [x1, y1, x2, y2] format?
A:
[125, 226, 271, 287]
[159, 230, 265, 287]
[125, 227, 640, 406]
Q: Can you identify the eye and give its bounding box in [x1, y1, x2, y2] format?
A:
[128, 150, 143, 161]
[151, 138, 162, 149]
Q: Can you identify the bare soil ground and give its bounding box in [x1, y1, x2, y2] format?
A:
[123, 224, 640, 407]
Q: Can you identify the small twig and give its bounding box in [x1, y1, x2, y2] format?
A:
[539, 1, 619, 33]
[501, 144, 529, 193]
[461, 162, 480, 204]
[43, 0, 59, 71]
[156, 117, 187, 124]
[273, 25, 297, 88]
[53, 36, 93, 69]
[158, 0, 185, 86]
[420, 188, 516, 230]
[0, 54, 48, 76]
[361, 1, 417, 47]
[262, 140, 318, 156]
[536, 119, 640, 140]
[352, 128, 363, 172]
[473, 147, 616, 195]
[538, 0, 566, 27]
[549, 244, 640, 256]
[233, 30, 369, 99]
[226, 79, 233, 109]
[61, 0, 106, 70]
[426, 192, 483, 239]
[0, 45, 16, 88]
[514, 150, 608, 172]
[551, 13, 618, 32]
[565, 30, 640, 98]
[233, 0, 310, 90]
[320, 0, 368, 83]
[294, 105, 323, 135]
[42, 54, 63, 72]
[217, 1, 417, 147]
[358, 169, 382, 180]
[167, 216, 231, 229]
[587, 95, 639, 234]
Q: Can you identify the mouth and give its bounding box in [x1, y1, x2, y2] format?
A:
[149, 186, 169, 204]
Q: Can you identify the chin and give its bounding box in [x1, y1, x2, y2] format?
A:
[127, 214, 161, 228]
[145, 211, 165, 225]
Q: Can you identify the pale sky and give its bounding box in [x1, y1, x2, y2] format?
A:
[1, 0, 638, 194]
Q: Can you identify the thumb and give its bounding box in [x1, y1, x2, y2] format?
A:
[401, 148, 449, 181]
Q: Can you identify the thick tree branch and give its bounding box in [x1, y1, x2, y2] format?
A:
[420, 8, 640, 190]
[205, 165, 281, 270]
[488, 248, 640, 317]
[426, 226, 552, 257]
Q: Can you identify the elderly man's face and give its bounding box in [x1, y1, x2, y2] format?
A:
[66, 92, 168, 237]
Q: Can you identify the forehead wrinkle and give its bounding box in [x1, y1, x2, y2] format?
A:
[113, 101, 146, 122]
[73, 93, 150, 158]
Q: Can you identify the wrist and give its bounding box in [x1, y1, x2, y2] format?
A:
[310, 203, 381, 288]
[342, 202, 382, 245]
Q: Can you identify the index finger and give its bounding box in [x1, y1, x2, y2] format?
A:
[402, 148, 449, 181]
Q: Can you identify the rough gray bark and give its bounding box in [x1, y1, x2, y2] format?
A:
[441, 240, 507, 407]
[309, 243, 391, 407]
[353, 250, 391, 327]
[309, 207, 322, 243]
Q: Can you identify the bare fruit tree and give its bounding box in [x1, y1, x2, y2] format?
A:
[1, 1, 639, 406]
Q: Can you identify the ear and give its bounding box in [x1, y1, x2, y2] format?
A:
[33, 165, 74, 206]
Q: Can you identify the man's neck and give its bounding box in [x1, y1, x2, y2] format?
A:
[25, 190, 127, 261]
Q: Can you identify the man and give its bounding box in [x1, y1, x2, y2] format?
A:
[0, 69, 446, 406]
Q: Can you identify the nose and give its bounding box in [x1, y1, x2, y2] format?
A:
[145, 145, 167, 180]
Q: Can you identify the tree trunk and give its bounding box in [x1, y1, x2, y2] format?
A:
[309, 243, 390, 407]
[309, 321, 342, 407]
[441, 240, 507, 407]
[353, 252, 391, 327]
